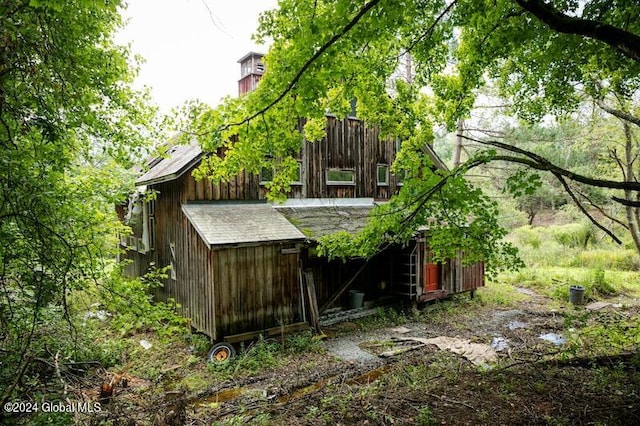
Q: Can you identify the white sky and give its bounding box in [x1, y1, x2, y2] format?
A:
[117, 0, 278, 112]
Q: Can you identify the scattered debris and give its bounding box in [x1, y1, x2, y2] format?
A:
[424, 336, 498, 365]
[83, 310, 109, 323]
[538, 333, 566, 345]
[319, 306, 379, 326]
[491, 336, 509, 351]
[376, 336, 497, 365]
[389, 326, 412, 334]
[139, 339, 153, 350]
[516, 287, 539, 297]
[585, 301, 611, 311]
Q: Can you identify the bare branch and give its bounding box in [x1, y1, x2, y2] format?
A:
[577, 190, 629, 230]
[552, 173, 622, 244]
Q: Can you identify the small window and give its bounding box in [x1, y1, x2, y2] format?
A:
[395, 170, 406, 186]
[260, 166, 274, 184]
[326, 168, 355, 185]
[260, 161, 303, 185]
[395, 137, 403, 153]
[139, 199, 155, 253]
[292, 161, 303, 185]
[169, 243, 176, 281]
[348, 98, 357, 118]
[377, 164, 389, 186]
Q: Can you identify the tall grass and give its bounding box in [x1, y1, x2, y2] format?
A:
[508, 223, 639, 271]
[500, 221, 640, 302]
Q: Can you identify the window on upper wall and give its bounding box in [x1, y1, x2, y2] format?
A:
[138, 199, 155, 253]
[377, 164, 389, 186]
[259, 166, 274, 184]
[395, 169, 406, 186]
[326, 168, 356, 185]
[292, 161, 303, 185]
[395, 136, 403, 153]
[260, 161, 303, 185]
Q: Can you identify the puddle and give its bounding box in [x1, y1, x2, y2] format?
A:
[538, 333, 566, 345]
[346, 367, 389, 385]
[507, 321, 527, 330]
[278, 380, 326, 403]
[491, 336, 509, 351]
[193, 387, 246, 407]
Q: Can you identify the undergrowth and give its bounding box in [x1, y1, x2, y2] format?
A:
[501, 222, 640, 302]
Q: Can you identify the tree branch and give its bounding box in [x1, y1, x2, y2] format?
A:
[222, 0, 382, 130]
[515, 0, 640, 63]
[577, 190, 629, 230]
[462, 135, 640, 191]
[596, 98, 640, 128]
[552, 172, 622, 244]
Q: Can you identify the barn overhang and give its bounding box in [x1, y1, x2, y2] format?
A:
[182, 202, 307, 249]
[136, 143, 203, 186]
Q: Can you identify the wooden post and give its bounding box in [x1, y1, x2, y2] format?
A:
[303, 269, 322, 334]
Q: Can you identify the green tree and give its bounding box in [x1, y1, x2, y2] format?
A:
[178, 0, 640, 264]
[0, 0, 154, 405]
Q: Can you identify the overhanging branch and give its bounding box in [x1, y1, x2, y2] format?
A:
[222, 0, 382, 130]
[595, 98, 640, 128]
[515, 0, 640, 63]
[462, 135, 640, 191]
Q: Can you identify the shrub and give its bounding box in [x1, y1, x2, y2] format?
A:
[511, 225, 542, 249]
[551, 223, 595, 248]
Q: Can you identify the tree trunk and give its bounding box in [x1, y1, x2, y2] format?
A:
[453, 119, 464, 168]
[623, 122, 640, 255]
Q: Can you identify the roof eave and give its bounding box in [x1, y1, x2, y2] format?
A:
[208, 238, 307, 250]
[134, 153, 204, 187]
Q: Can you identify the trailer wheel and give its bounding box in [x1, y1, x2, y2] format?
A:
[207, 342, 235, 363]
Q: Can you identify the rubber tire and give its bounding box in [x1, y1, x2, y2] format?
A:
[207, 342, 236, 364]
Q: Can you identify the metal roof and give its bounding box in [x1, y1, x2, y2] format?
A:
[182, 203, 306, 248]
[274, 198, 375, 208]
[276, 203, 374, 239]
[135, 143, 203, 186]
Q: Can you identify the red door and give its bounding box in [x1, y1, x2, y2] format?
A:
[425, 263, 439, 292]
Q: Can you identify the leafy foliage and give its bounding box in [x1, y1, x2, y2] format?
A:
[0, 0, 156, 404]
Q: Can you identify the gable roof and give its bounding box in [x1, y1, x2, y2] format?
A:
[182, 202, 306, 248]
[135, 143, 203, 186]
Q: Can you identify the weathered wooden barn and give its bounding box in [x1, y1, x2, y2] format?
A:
[118, 52, 484, 349]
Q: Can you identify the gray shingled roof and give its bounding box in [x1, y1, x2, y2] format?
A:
[275, 199, 375, 239]
[136, 143, 203, 186]
[182, 203, 306, 248]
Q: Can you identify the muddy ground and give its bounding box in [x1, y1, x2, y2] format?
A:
[76, 287, 639, 425]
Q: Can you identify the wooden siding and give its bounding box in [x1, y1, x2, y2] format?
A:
[120, 113, 481, 342]
[439, 252, 485, 295]
[133, 173, 303, 341]
[212, 245, 301, 339]
[301, 116, 400, 199]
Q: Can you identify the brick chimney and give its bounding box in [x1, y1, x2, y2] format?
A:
[237, 52, 265, 96]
